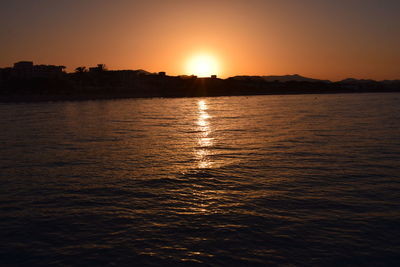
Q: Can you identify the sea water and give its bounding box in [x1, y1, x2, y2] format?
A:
[0, 93, 399, 265]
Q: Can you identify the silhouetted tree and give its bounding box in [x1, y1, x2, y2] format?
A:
[97, 64, 107, 72]
[75, 66, 87, 73]
[74, 66, 88, 89]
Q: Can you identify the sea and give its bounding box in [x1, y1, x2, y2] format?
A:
[0, 93, 399, 266]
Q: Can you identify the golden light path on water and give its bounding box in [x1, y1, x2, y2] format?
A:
[185, 99, 221, 217]
[195, 100, 214, 168]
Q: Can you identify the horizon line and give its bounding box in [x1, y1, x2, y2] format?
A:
[1, 61, 399, 82]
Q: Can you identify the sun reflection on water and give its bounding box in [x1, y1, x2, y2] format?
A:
[196, 100, 214, 168]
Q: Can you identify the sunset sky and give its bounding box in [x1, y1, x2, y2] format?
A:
[1, 0, 399, 80]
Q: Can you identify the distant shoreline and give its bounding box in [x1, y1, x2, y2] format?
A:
[1, 63, 399, 103]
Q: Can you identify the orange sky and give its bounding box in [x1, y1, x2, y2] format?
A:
[1, 0, 399, 80]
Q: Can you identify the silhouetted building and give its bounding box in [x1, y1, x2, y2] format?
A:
[0, 68, 5, 82]
[0, 68, 13, 81]
[9, 61, 65, 79]
[89, 64, 107, 73]
[211, 75, 217, 79]
[33, 65, 65, 78]
[158, 72, 166, 76]
[14, 61, 34, 79]
[14, 61, 33, 69]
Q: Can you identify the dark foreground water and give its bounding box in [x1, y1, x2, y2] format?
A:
[1, 93, 400, 266]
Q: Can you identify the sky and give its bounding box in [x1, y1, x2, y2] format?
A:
[1, 0, 399, 80]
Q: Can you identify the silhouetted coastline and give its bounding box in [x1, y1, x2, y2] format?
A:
[1, 62, 399, 103]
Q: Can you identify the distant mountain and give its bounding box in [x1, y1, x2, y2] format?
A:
[231, 74, 331, 83]
[109, 69, 152, 75]
[338, 78, 400, 85]
[339, 78, 377, 84]
[381, 79, 400, 84]
[262, 74, 331, 83]
[133, 69, 152, 75]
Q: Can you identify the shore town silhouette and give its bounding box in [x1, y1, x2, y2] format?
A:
[1, 61, 399, 102]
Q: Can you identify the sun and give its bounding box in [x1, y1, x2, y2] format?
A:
[186, 53, 219, 77]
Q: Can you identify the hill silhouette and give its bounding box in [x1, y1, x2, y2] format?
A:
[232, 74, 331, 83]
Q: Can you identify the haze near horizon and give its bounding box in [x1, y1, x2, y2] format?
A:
[1, 0, 399, 80]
